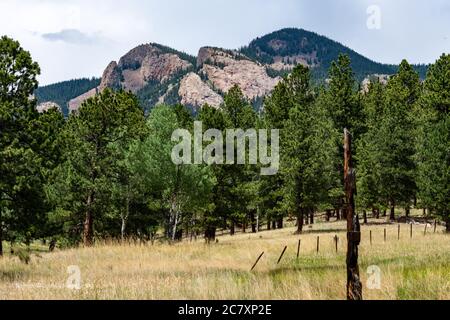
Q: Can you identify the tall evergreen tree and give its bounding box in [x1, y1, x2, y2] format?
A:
[49, 89, 146, 246]
[0, 36, 41, 256]
[379, 60, 420, 220]
[323, 54, 364, 219]
[356, 81, 386, 218]
[416, 54, 450, 231]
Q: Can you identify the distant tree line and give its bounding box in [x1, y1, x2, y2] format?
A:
[0, 36, 448, 254]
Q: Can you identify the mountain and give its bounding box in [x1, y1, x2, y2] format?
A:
[35, 78, 100, 116]
[240, 28, 428, 82]
[35, 28, 430, 114]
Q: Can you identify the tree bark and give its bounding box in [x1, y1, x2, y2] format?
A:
[277, 217, 283, 229]
[309, 210, 314, 224]
[230, 221, 236, 235]
[267, 219, 271, 231]
[336, 208, 341, 220]
[121, 194, 130, 243]
[250, 211, 257, 233]
[83, 193, 94, 247]
[272, 220, 276, 230]
[344, 129, 363, 300]
[296, 209, 304, 234]
[325, 209, 331, 222]
[204, 227, 216, 243]
[390, 204, 396, 221]
[405, 207, 410, 218]
[363, 210, 368, 224]
[446, 218, 450, 233]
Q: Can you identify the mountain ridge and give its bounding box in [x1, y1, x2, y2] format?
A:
[35, 28, 430, 115]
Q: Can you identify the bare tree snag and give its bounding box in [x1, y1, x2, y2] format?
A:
[344, 129, 363, 300]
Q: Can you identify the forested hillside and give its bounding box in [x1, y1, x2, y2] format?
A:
[241, 28, 428, 82]
[35, 78, 100, 116]
[1, 35, 448, 255]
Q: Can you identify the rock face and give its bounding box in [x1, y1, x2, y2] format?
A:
[179, 72, 223, 108]
[361, 74, 390, 93]
[69, 43, 193, 113]
[68, 88, 98, 113]
[198, 47, 281, 100]
[99, 61, 121, 91]
[117, 44, 193, 93]
[36, 101, 62, 113]
[69, 41, 298, 112]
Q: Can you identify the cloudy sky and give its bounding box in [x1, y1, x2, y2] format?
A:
[1, 0, 449, 85]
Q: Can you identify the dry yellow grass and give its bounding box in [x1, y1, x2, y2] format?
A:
[1, 219, 449, 300]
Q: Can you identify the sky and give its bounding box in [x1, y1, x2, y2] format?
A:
[1, 0, 449, 85]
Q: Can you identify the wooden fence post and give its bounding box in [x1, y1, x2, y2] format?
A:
[334, 235, 339, 253]
[384, 229, 387, 242]
[277, 246, 288, 265]
[370, 230, 372, 246]
[317, 236, 320, 253]
[410, 224, 413, 239]
[398, 225, 401, 240]
[344, 129, 362, 300]
[297, 240, 301, 259]
[251, 252, 265, 271]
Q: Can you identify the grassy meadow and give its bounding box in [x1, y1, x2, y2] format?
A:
[0, 216, 449, 300]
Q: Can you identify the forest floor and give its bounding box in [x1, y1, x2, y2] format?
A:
[0, 214, 449, 300]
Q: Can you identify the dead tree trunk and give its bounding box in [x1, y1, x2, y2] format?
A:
[344, 129, 363, 300]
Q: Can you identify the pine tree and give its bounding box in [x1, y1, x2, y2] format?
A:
[0, 36, 41, 256]
[379, 60, 420, 220]
[323, 54, 364, 220]
[282, 65, 338, 233]
[49, 89, 146, 246]
[416, 54, 450, 231]
[356, 81, 386, 217]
